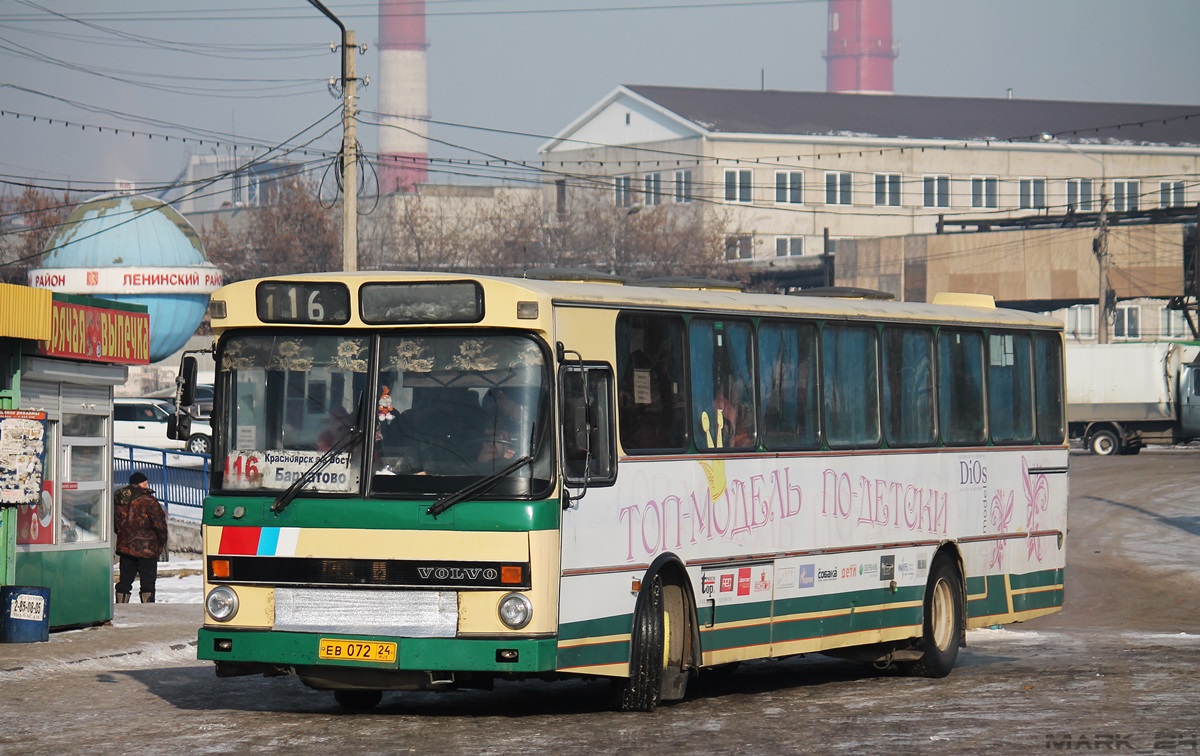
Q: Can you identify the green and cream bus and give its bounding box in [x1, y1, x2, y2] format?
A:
[189, 270, 1067, 711]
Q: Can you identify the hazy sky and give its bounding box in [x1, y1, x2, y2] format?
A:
[2, 0, 1198, 200]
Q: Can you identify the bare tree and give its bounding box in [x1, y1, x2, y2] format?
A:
[203, 176, 338, 282]
[0, 188, 74, 284]
[200, 178, 734, 285]
[529, 187, 735, 282]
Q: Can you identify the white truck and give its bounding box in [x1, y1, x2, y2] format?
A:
[1066, 342, 1200, 455]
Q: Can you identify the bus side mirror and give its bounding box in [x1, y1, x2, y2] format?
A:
[568, 397, 590, 461]
[179, 355, 198, 407]
[167, 413, 192, 441]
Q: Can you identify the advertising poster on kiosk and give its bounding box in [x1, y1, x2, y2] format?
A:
[0, 410, 52, 545]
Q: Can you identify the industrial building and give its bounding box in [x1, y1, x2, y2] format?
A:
[539, 85, 1199, 339]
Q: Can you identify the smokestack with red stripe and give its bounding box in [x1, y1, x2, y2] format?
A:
[823, 0, 898, 94]
[378, 0, 429, 193]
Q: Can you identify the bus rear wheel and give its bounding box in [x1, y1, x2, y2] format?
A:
[904, 555, 963, 678]
[334, 689, 382, 711]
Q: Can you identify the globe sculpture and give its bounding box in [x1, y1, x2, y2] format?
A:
[29, 194, 222, 363]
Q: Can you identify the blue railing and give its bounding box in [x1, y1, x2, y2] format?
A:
[113, 443, 209, 522]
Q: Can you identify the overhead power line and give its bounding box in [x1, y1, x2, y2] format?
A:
[0, 1, 826, 24]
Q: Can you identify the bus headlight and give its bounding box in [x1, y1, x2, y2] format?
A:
[497, 593, 533, 629]
[206, 586, 239, 622]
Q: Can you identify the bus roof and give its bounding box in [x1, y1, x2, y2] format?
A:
[210, 270, 1062, 331]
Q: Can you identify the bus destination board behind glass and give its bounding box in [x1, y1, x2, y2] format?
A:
[256, 282, 351, 324]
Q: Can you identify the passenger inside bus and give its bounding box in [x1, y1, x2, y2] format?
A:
[479, 387, 523, 463]
[380, 387, 493, 475]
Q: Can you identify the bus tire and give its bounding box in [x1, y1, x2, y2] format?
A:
[334, 689, 382, 711]
[907, 556, 963, 679]
[1089, 429, 1120, 456]
[613, 575, 665, 712]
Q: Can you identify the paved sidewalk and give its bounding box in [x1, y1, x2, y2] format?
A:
[0, 602, 202, 673]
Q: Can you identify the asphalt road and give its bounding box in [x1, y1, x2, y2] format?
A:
[2, 450, 1198, 754]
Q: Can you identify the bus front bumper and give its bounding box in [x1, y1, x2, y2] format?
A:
[197, 627, 559, 677]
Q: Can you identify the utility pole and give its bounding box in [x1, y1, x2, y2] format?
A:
[342, 29, 358, 272]
[1096, 187, 1110, 344]
[307, 0, 361, 272]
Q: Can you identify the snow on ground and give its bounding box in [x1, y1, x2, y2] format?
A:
[120, 555, 203, 604]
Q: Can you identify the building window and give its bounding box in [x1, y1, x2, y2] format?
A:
[1160, 181, 1185, 209]
[825, 172, 852, 205]
[775, 237, 804, 257]
[1161, 307, 1189, 339]
[725, 170, 752, 203]
[1066, 179, 1094, 212]
[674, 169, 692, 203]
[1019, 178, 1047, 210]
[615, 176, 633, 208]
[923, 175, 949, 208]
[1113, 304, 1140, 340]
[775, 171, 803, 204]
[971, 177, 998, 209]
[644, 172, 663, 206]
[874, 174, 901, 207]
[1065, 304, 1095, 340]
[1113, 180, 1140, 212]
[724, 234, 753, 260]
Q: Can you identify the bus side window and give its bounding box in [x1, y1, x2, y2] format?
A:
[882, 326, 935, 447]
[759, 320, 819, 450]
[616, 314, 687, 452]
[822, 322, 881, 449]
[560, 365, 616, 484]
[988, 330, 1034, 444]
[937, 329, 986, 445]
[1033, 332, 1065, 444]
[689, 317, 756, 450]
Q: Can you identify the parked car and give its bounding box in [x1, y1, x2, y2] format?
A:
[114, 398, 212, 455]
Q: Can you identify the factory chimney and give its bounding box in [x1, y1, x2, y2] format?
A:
[823, 0, 898, 94]
[378, 0, 429, 193]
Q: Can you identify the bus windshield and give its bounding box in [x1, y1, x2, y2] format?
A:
[215, 331, 551, 498]
[371, 333, 551, 497]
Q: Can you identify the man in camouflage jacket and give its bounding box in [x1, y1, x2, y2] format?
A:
[114, 472, 168, 603]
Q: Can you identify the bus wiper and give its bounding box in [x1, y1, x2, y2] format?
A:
[272, 395, 366, 515]
[427, 454, 534, 519]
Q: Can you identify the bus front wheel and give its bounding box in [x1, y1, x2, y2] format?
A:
[613, 575, 667, 712]
[904, 556, 963, 678]
[334, 689, 382, 711]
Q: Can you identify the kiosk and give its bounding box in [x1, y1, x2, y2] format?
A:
[0, 284, 149, 629]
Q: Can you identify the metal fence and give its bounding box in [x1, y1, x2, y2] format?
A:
[112, 443, 209, 522]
